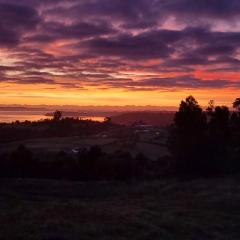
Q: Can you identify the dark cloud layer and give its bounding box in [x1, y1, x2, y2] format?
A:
[0, 0, 239, 90]
[0, 3, 40, 46]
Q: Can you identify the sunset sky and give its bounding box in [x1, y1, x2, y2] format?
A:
[0, 0, 240, 107]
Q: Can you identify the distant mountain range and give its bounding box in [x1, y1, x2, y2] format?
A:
[0, 105, 178, 112]
[0, 107, 47, 111]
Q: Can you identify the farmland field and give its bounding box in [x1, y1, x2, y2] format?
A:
[0, 132, 169, 160]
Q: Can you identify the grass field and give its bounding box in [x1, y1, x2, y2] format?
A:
[0, 135, 169, 160]
[1, 178, 240, 239]
[0, 137, 116, 154]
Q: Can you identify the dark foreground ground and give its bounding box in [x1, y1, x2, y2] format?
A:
[1, 178, 240, 240]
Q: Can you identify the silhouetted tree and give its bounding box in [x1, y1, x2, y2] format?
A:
[104, 117, 112, 123]
[229, 98, 240, 172]
[206, 100, 215, 116]
[51, 151, 78, 179]
[168, 96, 207, 176]
[53, 110, 62, 121]
[0, 153, 9, 178]
[231, 98, 240, 129]
[207, 106, 230, 173]
[9, 144, 34, 178]
[77, 146, 104, 180]
[110, 150, 134, 180]
[233, 98, 240, 112]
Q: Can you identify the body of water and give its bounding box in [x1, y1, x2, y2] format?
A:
[0, 111, 105, 123]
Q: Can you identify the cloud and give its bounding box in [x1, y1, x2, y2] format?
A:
[42, 0, 240, 30]
[162, 0, 240, 21]
[94, 75, 240, 90]
[0, 2, 40, 47]
[0, 0, 239, 91]
[27, 21, 116, 44]
[81, 28, 188, 60]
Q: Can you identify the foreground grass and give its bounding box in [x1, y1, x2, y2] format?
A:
[1, 178, 240, 240]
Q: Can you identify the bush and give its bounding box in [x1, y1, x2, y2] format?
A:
[8, 144, 35, 178]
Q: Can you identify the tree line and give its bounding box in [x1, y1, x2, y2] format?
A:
[0, 145, 158, 181]
[168, 96, 240, 177]
[0, 116, 117, 143]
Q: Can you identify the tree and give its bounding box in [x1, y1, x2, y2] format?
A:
[206, 100, 215, 116]
[233, 98, 240, 112]
[209, 106, 230, 132]
[231, 98, 240, 137]
[53, 110, 62, 121]
[104, 117, 112, 123]
[51, 151, 78, 179]
[168, 96, 207, 175]
[78, 146, 103, 180]
[9, 144, 34, 178]
[230, 98, 240, 172]
[207, 106, 230, 173]
[173, 96, 207, 136]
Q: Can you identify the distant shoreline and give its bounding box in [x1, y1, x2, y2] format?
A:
[0, 110, 175, 126]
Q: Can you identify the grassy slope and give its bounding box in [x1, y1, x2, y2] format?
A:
[0, 136, 169, 160]
[1, 178, 240, 240]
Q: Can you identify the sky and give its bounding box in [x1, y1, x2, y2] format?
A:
[0, 0, 240, 107]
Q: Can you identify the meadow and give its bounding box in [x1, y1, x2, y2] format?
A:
[1, 178, 240, 239]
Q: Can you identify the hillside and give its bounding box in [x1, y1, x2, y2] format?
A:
[111, 112, 175, 126]
[1, 178, 240, 239]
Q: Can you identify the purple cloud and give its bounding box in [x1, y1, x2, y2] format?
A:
[0, 0, 239, 90]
